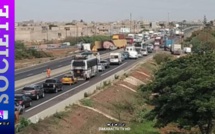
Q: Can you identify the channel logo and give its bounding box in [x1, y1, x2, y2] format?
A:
[0, 110, 8, 120]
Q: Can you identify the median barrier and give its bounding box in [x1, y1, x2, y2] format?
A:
[27, 54, 155, 124]
[15, 65, 71, 90]
[15, 50, 121, 90]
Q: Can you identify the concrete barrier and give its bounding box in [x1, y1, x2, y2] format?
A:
[15, 65, 71, 90]
[15, 49, 123, 90]
[27, 54, 155, 124]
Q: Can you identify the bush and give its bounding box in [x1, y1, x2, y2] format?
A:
[153, 52, 173, 65]
[15, 41, 52, 60]
[16, 117, 31, 132]
[63, 35, 111, 46]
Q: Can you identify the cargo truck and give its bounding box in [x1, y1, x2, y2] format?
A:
[154, 36, 163, 46]
[112, 34, 125, 40]
[164, 39, 174, 51]
[112, 39, 127, 48]
[171, 44, 182, 55]
[92, 41, 103, 52]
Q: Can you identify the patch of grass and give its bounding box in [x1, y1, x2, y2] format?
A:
[53, 111, 67, 119]
[81, 99, 93, 107]
[115, 75, 119, 79]
[103, 80, 111, 87]
[141, 62, 157, 73]
[16, 117, 31, 133]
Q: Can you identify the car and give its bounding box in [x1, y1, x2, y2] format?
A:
[98, 63, 105, 72]
[61, 73, 77, 85]
[100, 60, 110, 68]
[121, 52, 125, 61]
[122, 51, 129, 59]
[15, 94, 32, 109]
[15, 101, 24, 114]
[137, 51, 143, 57]
[147, 46, 153, 53]
[140, 48, 148, 56]
[147, 44, 154, 50]
[43, 78, 63, 93]
[22, 84, 45, 100]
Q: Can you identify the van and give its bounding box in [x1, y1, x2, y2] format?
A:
[109, 53, 122, 65]
[125, 46, 138, 59]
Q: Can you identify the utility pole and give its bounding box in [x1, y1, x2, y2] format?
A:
[130, 13, 132, 33]
[167, 12, 170, 28]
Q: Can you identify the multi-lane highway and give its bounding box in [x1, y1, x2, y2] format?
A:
[15, 50, 109, 80]
[15, 40, 155, 81]
[17, 54, 153, 118]
[15, 26, 200, 121]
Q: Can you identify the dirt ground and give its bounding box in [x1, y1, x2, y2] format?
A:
[15, 48, 78, 69]
[17, 59, 184, 134]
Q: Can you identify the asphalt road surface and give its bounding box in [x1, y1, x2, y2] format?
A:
[17, 53, 154, 119]
[15, 50, 110, 81]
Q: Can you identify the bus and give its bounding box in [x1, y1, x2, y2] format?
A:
[71, 55, 99, 80]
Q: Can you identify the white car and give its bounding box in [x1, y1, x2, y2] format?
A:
[98, 63, 105, 72]
[140, 48, 148, 56]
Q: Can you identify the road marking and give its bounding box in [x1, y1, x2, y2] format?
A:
[16, 65, 48, 75]
[26, 73, 33, 77]
[16, 72, 70, 91]
[101, 62, 127, 76]
[25, 81, 89, 112]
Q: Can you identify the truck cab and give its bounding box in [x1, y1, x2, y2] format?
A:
[109, 53, 122, 65]
[125, 46, 138, 59]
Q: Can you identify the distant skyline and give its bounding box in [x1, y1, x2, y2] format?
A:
[16, 0, 215, 22]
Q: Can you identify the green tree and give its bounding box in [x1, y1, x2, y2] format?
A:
[142, 52, 215, 134]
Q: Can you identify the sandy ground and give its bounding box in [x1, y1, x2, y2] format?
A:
[17, 59, 186, 134]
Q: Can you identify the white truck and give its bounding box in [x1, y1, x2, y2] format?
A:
[184, 47, 192, 54]
[109, 52, 122, 65]
[125, 46, 138, 59]
[171, 44, 182, 55]
[82, 43, 91, 51]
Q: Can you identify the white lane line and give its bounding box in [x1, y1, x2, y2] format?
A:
[16, 65, 48, 75]
[25, 81, 89, 112]
[26, 73, 33, 77]
[101, 62, 127, 76]
[16, 72, 69, 91]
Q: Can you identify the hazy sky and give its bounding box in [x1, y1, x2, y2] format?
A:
[16, 0, 215, 22]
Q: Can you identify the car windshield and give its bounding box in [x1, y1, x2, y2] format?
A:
[100, 61, 106, 63]
[110, 55, 118, 58]
[23, 87, 34, 91]
[15, 96, 23, 101]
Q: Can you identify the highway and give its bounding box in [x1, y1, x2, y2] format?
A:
[16, 26, 199, 120]
[17, 54, 153, 119]
[15, 50, 109, 80]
